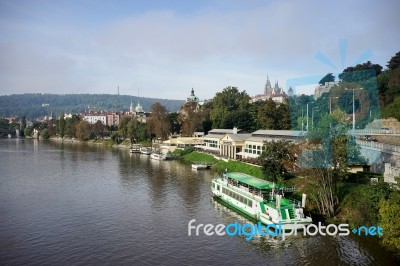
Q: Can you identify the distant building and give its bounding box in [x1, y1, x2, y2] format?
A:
[314, 82, 338, 99]
[106, 112, 121, 126]
[83, 111, 107, 125]
[127, 100, 150, 123]
[238, 130, 304, 160]
[220, 133, 252, 159]
[288, 86, 294, 97]
[134, 101, 149, 123]
[250, 76, 288, 103]
[185, 88, 204, 106]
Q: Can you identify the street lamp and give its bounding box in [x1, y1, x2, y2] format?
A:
[329, 96, 339, 114]
[301, 106, 304, 131]
[344, 87, 363, 133]
[312, 107, 319, 130]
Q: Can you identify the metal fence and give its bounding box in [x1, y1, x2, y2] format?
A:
[356, 140, 400, 153]
[354, 128, 400, 135]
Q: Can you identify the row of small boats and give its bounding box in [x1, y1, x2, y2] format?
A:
[129, 145, 173, 161]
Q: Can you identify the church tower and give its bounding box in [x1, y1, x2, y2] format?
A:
[288, 87, 294, 97]
[130, 100, 135, 113]
[264, 76, 272, 94]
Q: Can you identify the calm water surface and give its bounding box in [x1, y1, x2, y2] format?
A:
[0, 139, 398, 265]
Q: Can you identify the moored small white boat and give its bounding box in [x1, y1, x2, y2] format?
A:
[192, 164, 210, 170]
[150, 152, 164, 160]
[140, 147, 152, 155]
[129, 144, 141, 153]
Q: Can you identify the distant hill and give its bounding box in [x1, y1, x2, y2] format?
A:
[0, 94, 184, 119]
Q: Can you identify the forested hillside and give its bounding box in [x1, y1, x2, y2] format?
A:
[0, 94, 184, 118]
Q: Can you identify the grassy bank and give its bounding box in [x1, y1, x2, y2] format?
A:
[181, 151, 218, 164]
[212, 160, 264, 179]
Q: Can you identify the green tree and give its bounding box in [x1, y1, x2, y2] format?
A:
[127, 118, 138, 143]
[111, 131, 121, 144]
[92, 120, 105, 139]
[20, 116, 26, 130]
[40, 128, 50, 139]
[65, 114, 80, 138]
[57, 112, 66, 138]
[136, 122, 148, 141]
[167, 112, 180, 135]
[319, 73, 335, 85]
[382, 96, 400, 120]
[276, 102, 291, 130]
[76, 121, 91, 140]
[387, 51, 400, 70]
[257, 99, 276, 129]
[259, 140, 295, 182]
[338, 61, 382, 82]
[24, 126, 33, 137]
[118, 115, 132, 139]
[379, 191, 400, 250]
[300, 109, 365, 217]
[210, 86, 252, 130]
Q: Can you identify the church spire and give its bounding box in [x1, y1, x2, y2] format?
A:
[130, 99, 134, 113]
[265, 76, 272, 94]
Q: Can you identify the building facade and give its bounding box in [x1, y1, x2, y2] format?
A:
[250, 76, 288, 103]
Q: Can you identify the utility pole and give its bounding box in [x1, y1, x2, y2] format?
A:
[345, 88, 363, 134]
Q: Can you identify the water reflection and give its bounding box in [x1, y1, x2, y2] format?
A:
[0, 139, 398, 266]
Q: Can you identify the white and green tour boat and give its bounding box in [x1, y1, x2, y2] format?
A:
[211, 172, 312, 231]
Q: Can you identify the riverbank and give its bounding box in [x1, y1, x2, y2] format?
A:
[49, 136, 131, 149]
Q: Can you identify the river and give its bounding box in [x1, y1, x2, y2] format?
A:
[0, 139, 398, 265]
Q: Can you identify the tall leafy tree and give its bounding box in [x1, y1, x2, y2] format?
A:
[58, 112, 66, 138]
[387, 51, 400, 70]
[210, 86, 252, 130]
[118, 115, 131, 139]
[319, 73, 335, 85]
[300, 109, 365, 217]
[379, 190, 400, 251]
[166, 112, 180, 135]
[177, 102, 203, 137]
[127, 118, 138, 143]
[76, 121, 91, 140]
[259, 140, 295, 182]
[257, 99, 276, 129]
[147, 102, 169, 140]
[65, 114, 80, 138]
[92, 120, 105, 138]
[338, 61, 382, 82]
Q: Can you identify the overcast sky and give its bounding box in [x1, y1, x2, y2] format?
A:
[0, 0, 399, 100]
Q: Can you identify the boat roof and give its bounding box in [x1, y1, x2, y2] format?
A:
[224, 172, 282, 190]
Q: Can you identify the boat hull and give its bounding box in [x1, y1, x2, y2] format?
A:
[150, 153, 164, 160]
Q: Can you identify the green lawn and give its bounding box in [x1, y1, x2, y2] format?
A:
[212, 160, 265, 179]
[181, 151, 218, 164]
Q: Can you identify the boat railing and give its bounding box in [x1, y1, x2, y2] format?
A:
[267, 197, 301, 208]
[287, 198, 302, 207]
[282, 186, 296, 193]
[225, 182, 263, 199]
